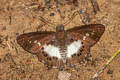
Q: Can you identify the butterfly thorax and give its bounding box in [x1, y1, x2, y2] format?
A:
[55, 24, 69, 64]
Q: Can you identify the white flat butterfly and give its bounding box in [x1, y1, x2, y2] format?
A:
[17, 24, 105, 69]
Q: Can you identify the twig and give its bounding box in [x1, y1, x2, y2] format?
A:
[92, 49, 120, 80]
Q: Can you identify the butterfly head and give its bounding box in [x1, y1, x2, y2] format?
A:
[56, 24, 64, 31]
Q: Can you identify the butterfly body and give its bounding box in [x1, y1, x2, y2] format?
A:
[17, 24, 105, 70]
[55, 24, 71, 64]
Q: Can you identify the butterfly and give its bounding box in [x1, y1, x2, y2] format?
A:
[17, 24, 105, 70]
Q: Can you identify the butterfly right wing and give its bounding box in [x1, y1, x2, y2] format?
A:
[67, 24, 105, 47]
[65, 24, 105, 67]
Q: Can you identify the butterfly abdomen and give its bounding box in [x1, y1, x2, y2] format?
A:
[59, 45, 67, 63]
[55, 29, 68, 63]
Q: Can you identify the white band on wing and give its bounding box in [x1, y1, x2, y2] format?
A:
[43, 40, 82, 59]
[67, 40, 82, 57]
[43, 45, 61, 59]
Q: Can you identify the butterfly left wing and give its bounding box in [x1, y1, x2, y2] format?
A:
[66, 24, 105, 66]
[17, 31, 64, 68]
[17, 31, 56, 53]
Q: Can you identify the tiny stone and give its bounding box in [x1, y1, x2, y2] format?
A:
[58, 71, 71, 80]
[16, 33, 19, 36]
[0, 38, 2, 44]
[50, 13, 55, 16]
[118, 40, 120, 43]
[107, 69, 113, 74]
[1, 26, 6, 31]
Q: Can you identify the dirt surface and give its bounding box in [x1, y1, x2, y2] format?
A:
[0, 0, 120, 80]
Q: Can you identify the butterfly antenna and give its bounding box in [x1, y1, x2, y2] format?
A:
[63, 11, 79, 26]
[40, 16, 56, 30]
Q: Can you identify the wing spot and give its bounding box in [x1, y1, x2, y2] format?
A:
[82, 46, 84, 48]
[53, 57, 57, 60]
[81, 49, 84, 51]
[72, 53, 76, 57]
[86, 33, 90, 36]
[83, 36, 86, 40]
[91, 32, 94, 35]
[81, 42, 83, 44]
[80, 49, 83, 52]
[46, 43, 49, 45]
[37, 42, 41, 46]
[77, 53, 80, 56]
[72, 55, 74, 57]
[34, 40, 38, 43]
[42, 51, 44, 54]
[71, 54, 74, 57]
[41, 47, 44, 50]
[47, 57, 51, 60]
[44, 54, 48, 57]
[28, 40, 32, 43]
[77, 53, 82, 56]
[80, 53, 82, 55]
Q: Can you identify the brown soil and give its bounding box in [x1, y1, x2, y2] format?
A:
[0, 0, 120, 80]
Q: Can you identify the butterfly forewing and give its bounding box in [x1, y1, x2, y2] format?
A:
[17, 31, 55, 53]
[67, 24, 105, 47]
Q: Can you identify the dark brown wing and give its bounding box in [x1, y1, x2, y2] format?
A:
[17, 31, 63, 69]
[66, 24, 105, 67]
[67, 24, 105, 47]
[17, 31, 55, 53]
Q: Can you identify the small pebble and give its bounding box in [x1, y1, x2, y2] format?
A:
[50, 13, 55, 16]
[107, 69, 113, 74]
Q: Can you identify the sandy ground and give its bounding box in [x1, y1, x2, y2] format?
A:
[0, 0, 120, 80]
